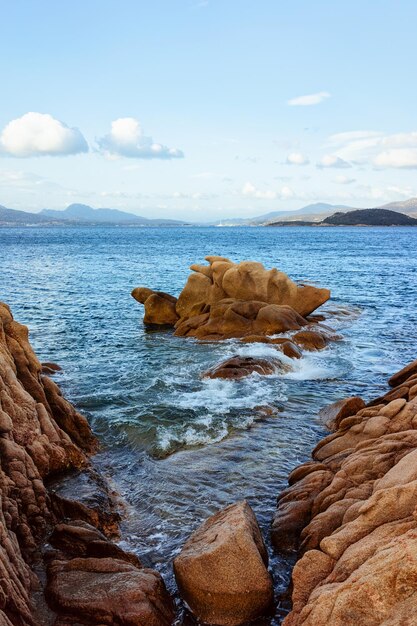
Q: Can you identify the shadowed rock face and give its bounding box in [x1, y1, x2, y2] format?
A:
[271, 359, 417, 626]
[0, 303, 173, 626]
[174, 501, 274, 626]
[132, 256, 330, 340]
[47, 558, 174, 626]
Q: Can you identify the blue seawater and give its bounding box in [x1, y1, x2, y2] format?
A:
[1, 225, 416, 622]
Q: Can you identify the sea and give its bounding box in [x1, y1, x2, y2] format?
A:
[1, 225, 416, 623]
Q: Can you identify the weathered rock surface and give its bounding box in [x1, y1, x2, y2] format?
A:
[0, 302, 173, 626]
[177, 257, 330, 319]
[272, 358, 417, 626]
[203, 356, 281, 379]
[132, 256, 330, 340]
[47, 558, 174, 626]
[131, 287, 179, 326]
[174, 500, 274, 626]
[175, 299, 307, 340]
[319, 396, 365, 431]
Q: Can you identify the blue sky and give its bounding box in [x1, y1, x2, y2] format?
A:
[1, 0, 417, 219]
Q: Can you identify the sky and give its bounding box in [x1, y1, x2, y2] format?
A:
[1, 0, 417, 220]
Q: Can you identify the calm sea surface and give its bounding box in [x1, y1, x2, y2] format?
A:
[1, 226, 416, 623]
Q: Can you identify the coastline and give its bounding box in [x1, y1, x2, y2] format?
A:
[2, 297, 417, 624]
[275, 358, 417, 624]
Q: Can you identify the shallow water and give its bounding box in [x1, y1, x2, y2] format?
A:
[1, 226, 416, 623]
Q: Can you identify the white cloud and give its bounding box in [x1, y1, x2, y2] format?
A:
[242, 182, 294, 200]
[333, 175, 356, 185]
[287, 91, 331, 106]
[317, 154, 352, 169]
[374, 149, 417, 169]
[242, 182, 276, 199]
[286, 152, 309, 165]
[0, 112, 88, 157]
[327, 130, 417, 168]
[97, 118, 184, 159]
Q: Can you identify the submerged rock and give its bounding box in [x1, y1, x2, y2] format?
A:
[271, 358, 417, 626]
[174, 500, 274, 626]
[203, 356, 280, 379]
[292, 329, 328, 351]
[132, 256, 330, 340]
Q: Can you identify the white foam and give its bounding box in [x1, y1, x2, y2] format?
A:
[282, 352, 340, 380]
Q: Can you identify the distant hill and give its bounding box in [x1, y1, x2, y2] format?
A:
[378, 197, 417, 213]
[213, 202, 355, 226]
[253, 202, 354, 224]
[323, 208, 417, 226]
[41, 203, 186, 225]
[0, 205, 63, 225]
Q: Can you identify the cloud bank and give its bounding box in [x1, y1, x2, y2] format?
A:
[97, 118, 184, 159]
[0, 112, 88, 157]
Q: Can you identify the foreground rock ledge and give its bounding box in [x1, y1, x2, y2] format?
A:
[0, 302, 173, 626]
[174, 500, 274, 626]
[272, 357, 417, 626]
[132, 256, 330, 339]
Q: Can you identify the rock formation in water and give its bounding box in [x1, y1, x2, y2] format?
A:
[174, 500, 274, 626]
[0, 302, 173, 626]
[203, 355, 284, 379]
[132, 256, 330, 340]
[272, 357, 417, 625]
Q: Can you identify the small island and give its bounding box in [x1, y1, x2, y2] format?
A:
[269, 208, 417, 227]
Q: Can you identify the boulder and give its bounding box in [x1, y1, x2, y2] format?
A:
[175, 300, 307, 340]
[293, 330, 328, 351]
[388, 358, 417, 387]
[132, 257, 330, 340]
[319, 396, 365, 431]
[131, 288, 179, 326]
[203, 356, 279, 380]
[174, 501, 273, 626]
[176, 258, 330, 319]
[46, 557, 174, 626]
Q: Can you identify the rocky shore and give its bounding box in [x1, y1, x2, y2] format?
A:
[0, 302, 173, 625]
[272, 358, 417, 625]
[4, 252, 417, 626]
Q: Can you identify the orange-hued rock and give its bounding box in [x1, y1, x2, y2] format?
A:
[47, 558, 174, 626]
[319, 396, 365, 431]
[388, 358, 417, 387]
[292, 330, 328, 351]
[174, 501, 274, 626]
[131, 257, 330, 340]
[270, 358, 417, 626]
[176, 258, 330, 319]
[174, 299, 307, 340]
[203, 356, 279, 379]
[132, 287, 179, 326]
[0, 303, 173, 626]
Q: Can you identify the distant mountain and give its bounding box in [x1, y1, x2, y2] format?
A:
[0, 205, 63, 224]
[214, 202, 355, 226]
[40, 203, 185, 225]
[378, 197, 417, 213]
[253, 202, 354, 224]
[323, 208, 417, 226]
